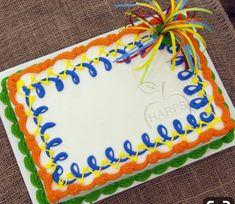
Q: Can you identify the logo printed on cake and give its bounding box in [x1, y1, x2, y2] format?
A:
[141, 82, 191, 130]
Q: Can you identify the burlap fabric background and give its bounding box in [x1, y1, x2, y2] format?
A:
[0, 0, 234, 203]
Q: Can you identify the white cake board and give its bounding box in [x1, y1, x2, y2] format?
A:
[0, 28, 234, 204]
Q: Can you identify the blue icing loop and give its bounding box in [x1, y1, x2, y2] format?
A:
[157, 125, 172, 141]
[32, 83, 45, 98]
[98, 57, 112, 71]
[105, 147, 117, 162]
[178, 70, 194, 81]
[173, 120, 185, 134]
[200, 111, 215, 123]
[159, 43, 165, 50]
[123, 140, 136, 156]
[53, 152, 68, 163]
[52, 165, 64, 183]
[76, 63, 97, 77]
[87, 156, 100, 171]
[33, 106, 48, 116]
[184, 83, 203, 96]
[190, 96, 209, 110]
[48, 77, 64, 92]
[167, 44, 185, 66]
[167, 44, 180, 53]
[71, 163, 91, 178]
[46, 137, 63, 149]
[63, 70, 80, 84]
[33, 106, 48, 123]
[187, 114, 200, 128]
[141, 133, 155, 148]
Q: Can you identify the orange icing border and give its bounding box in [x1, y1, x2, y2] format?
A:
[7, 24, 235, 203]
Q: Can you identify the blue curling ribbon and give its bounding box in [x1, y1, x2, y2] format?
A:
[114, 37, 156, 63]
[110, 49, 132, 64]
[124, 40, 145, 53]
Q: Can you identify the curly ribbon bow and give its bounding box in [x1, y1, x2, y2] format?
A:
[115, 0, 212, 83]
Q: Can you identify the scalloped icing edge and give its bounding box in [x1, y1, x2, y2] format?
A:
[0, 71, 234, 204]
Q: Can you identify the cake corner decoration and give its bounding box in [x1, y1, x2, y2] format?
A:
[0, 0, 235, 204]
[115, 0, 212, 83]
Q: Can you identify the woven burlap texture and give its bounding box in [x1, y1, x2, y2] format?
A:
[0, 0, 234, 203]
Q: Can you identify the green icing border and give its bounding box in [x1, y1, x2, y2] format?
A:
[0, 74, 234, 204]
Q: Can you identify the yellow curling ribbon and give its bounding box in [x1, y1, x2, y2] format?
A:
[169, 31, 177, 70]
[136, 2, 165, 21]
[135, 35, 164, 84]
[116, 0, 212, 83]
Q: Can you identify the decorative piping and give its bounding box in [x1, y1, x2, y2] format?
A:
[0, 77, 234, 204]
[5, 28, 235, 202]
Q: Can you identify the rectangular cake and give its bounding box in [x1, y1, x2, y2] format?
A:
[0, 1, 235, 203]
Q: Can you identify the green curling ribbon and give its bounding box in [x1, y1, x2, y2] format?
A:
[0, 76, 234, 204]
